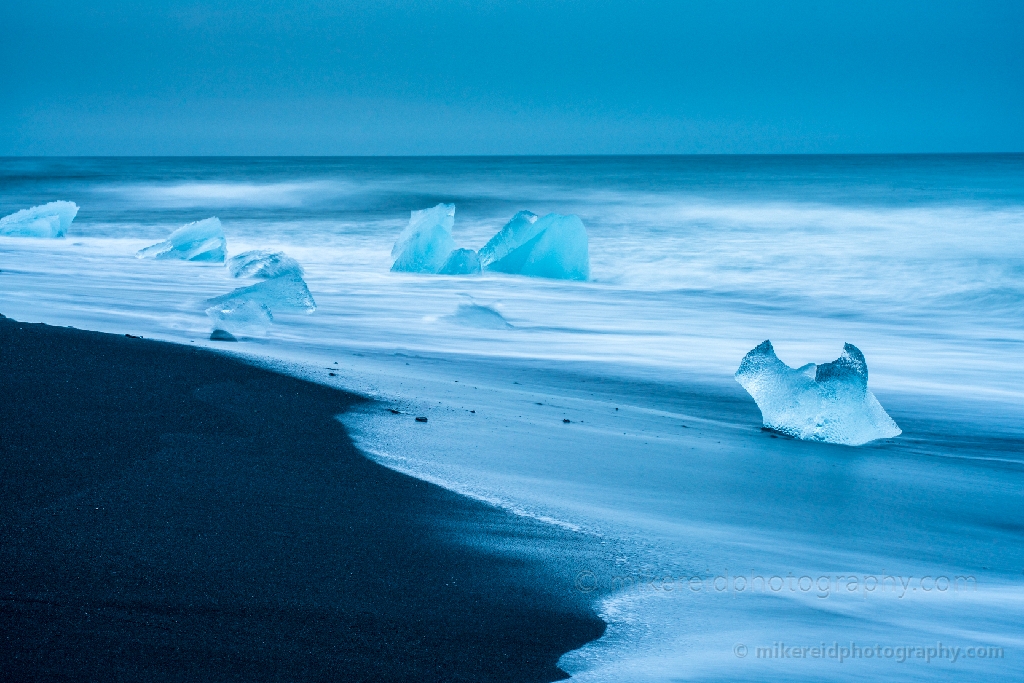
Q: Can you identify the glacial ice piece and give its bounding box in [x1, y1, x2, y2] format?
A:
[137, 217, 226, 262]
[205, 274, 316, 336]
[227, 250, 304, 279]
[437, 248, 482, 275]
[391, 204, 457, 273]
[206, 299, 274, 336]
[0, 201, 78, 238]
[735, 340, 901, 446]
[207, 274, 316, 313]
[484, 213, 589, 281]
[478, 210, 539, 267]
[444, 303, 513, 329]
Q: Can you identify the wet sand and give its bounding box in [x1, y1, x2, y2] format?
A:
[0, 314, 605, 682]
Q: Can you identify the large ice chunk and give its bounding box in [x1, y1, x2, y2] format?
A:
[437, 248, 482, 275]
[137, 217, 226, 262]
[205, 274, 316, 336]
[735, 340, 901, 446]
[391, 204, 457, 273]
[0, 201, 78, 238]
[484, 213, 590, 281]
[226, 250, 304, 279]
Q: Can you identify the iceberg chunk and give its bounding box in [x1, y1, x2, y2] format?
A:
[735, 340, 901, 446]
[207, 274, 316, 314]
[205, 274, 316, 336]
[206, 299, 274, 336]
[391, 203, 457, 273]
[484, 213, 589, 281]
[0, 201, 78, 238]
[478, 210, 539, 267]
[226, 250, 304, 279]
[137, 217, 226, 262]
[437, 248, 482, 275]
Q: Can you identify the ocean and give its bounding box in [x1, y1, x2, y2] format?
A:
[2, 155, 1022, 681]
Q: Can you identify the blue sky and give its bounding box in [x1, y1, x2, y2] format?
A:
[1, 1, 1021, 155]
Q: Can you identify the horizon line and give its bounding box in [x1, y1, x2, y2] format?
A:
[3, 152, 1023, 160]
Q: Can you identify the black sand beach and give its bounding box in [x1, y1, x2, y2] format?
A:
[0, 315, 605, 682]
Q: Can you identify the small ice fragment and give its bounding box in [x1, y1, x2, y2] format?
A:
[444, 303, 513, 329]
[0, 201, 78, 238]
[478, 210, 539, 267]
[734, 340, 901, 446]
[391, 203, 457, 273]
[484, 213, 590, 281]
[137, 217, 226, 262]
[437, 248, 482, 275]
[226, 250, 304, 279]
[210, 329, 238, 342]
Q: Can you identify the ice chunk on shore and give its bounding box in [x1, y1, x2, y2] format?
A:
[478, 210, 539, 267]
[391, 204, 457, 273]
[206, 299, 274, 336]
[207, 274, 316, 313]
[735, 340, 901, 446]
[484, 213, 589, 281]
[137, 217, 226, 262]
[205, 274, 316, 335]
[0, 201, 78, 238]
[437, 248, 482, 275]
[227, 250, 304, 279]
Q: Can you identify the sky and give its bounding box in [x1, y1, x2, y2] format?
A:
[1, 0, 1022, 155]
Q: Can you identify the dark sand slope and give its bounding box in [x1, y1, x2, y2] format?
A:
[0, 315, 605, 682]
